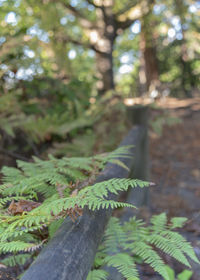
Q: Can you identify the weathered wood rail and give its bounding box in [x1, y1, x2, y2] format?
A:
[21, 106, 149, 280]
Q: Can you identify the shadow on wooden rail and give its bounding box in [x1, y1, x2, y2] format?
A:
[21, 105, 149, 280]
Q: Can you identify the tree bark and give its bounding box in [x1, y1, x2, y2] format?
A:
[91, 3, 117, 94]
[95, 45, 114, 94]
[139, 0, 160, 96]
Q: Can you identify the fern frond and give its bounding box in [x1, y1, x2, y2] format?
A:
[150, 212, 167, 232]
[0, 241, 38, 253]
[1, 166, 24, 183]
[103, 217, 127, 253]
[104, 253, 139, 280]
[128, 241, 169, 279]
[148, 234, 191, 267]
[0, 213, 51, 242]
[105, 146, 133, 160]
[92, 214, 199, 280]
[107, 159, 130, 171]
[123, 217, 148, 241]
[39, 178, 148, 216]
[93, 250, 107, 268]
[84, 199, 135, 211]
[61, 157, 94, 171]
[1, 253, 32, 267]
[161, 231, 200, 264]
[169, 217, 188, 229]
[80, 178, 149, 199]
[0, 196, 28, 208]
[48, 219, 64, 239]
[87, 269, 108, 280]
[1, 149, 198, 280]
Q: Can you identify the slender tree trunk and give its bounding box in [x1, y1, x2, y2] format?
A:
[139, 0, 160, 96]
[138, 44, 147, 95]
[95, 42, 114, 94]
[142, 33, 159, 92]
[92, 2, 116, 95]
[180, 41, 193, 97]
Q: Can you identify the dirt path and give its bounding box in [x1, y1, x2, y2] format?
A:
[149, 98, 200, 279]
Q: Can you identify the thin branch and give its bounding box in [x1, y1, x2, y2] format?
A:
[71, 39, 105, 54]
[63, 3, 87, 19]
[116, 18, 136, 30]
[115, 1, 139, 17]
[115, 1, 150, 30]
[61, 2, 96, 29]
[85, 0, 102, 9]
[49, 0, 96, 29]
[56, 34, 105, 54]
[67, 36, 92, 49]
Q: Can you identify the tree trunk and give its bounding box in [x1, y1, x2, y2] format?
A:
[92, 2, 116, 95]
[139, 0, 160, 97]
[138, 47, 147, 95]
[141, 33, 159, 92]
[95, 44, 114, 95]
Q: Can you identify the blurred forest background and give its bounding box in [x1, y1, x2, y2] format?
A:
[0, 1, 200, 279]
[0, 0, 199, 162]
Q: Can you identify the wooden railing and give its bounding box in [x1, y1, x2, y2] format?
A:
[21, 105, 149, 280]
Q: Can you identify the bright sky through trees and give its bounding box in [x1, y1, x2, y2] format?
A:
[1, 0, 199, 96]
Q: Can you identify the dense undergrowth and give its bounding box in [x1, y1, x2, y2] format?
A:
[88, 214, 199, 280]
[0, 89, 128, 164]
[1, 88, 199, 279]
[0, 145, 199, 279]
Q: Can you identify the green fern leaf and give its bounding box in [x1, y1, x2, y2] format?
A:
[1, 254, 32, 267]
[169, 217, 188, 229]
[104, 253, 139, 280]
[87, 269, 108, 280]
[162, 231, 200, 264]
[149, 234, 191, 267]
[129, 241, 169, 280]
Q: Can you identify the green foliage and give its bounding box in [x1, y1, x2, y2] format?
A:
[0, 1, 199, 278]
[88, 214, 199, 280]
[164, 265, 193, 280]
[104, 253, 139, 279]
[177, 270, 193, 280]
[0, 148, 198, 280]
[87, 269, 108, 280]
[157, 0, 200, 95]
[0, 146, 149, 264]
[1, 254, 32, 267]
[0, 88, 97, 143]
[0, 89, 128, 160]
[48, 218, 64, 239]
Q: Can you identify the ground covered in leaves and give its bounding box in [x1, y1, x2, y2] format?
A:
[145, 97, 200, 280]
